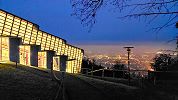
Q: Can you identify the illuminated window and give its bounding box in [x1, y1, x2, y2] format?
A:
[61, 43, 66, 55]
[30, 27, 38, 44]
[6, 14, 13, 20]
[38, 52, 47, 68]
[14, 17, 21, 23]
[45, 34, 51, 50]
[0, 11, 6, 17]
[11, 22, 20, 36]
[50, 36, 55, 50]
[2, 31, 10, 36]
[21, 20, 27, 25]
[18, 24, 26, 41]
[19, 45, 31, 66]
[64, 45, 68, 55]
[41, 32, 47, 50]
[24, 32, 31, 44]
[0, 37, 9, 61]
[0, 15, 5, 24]
[53, 56, 60, 71]
[54, 38, 59, 51]
[36, 30, 42, 45]
[67, 61, 73, 73]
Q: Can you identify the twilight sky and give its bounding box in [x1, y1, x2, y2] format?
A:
[0, 0, 177, 45]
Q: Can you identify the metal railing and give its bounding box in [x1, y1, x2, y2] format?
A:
[81, 68, 178, 87]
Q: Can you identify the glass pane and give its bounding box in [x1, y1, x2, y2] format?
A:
[19, 45, 31, 65]
[53, 56, 60, 71]
[38, 52, 47, 68]
[1, 37, 9, 61]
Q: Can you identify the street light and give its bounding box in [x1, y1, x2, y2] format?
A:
[124, 46, 134, 85]
[176, 22, 178, 56]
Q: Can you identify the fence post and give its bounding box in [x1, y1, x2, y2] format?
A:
[16, 61, 17, 68]
[138, 72, 141, 87]
[113, 70, 115, 78]
[122, 70, 125, 78]
[91, 66, 93, 76]
[102, 69, 104, 77]
[153, 75, 156, 85]
[86, 69, 88, 75]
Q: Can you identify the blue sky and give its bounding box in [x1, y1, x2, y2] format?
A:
[0, 0, 177, 45]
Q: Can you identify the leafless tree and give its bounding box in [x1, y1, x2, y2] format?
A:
[71, 0, 178, 32]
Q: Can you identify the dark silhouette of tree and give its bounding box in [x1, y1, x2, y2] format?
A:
[112, 61, 126, 70]
[168, 57, 178, 70]
[82, 57, 92, 69]
[82, 57, 103, 71]
[82, 58, 90, 68]
[151, 53, 172, 71]
[71, 0, 178, 31]
[91, 59, 103, 70]
[112, 61, 128, 78]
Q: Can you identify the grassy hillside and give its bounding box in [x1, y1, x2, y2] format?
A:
[0, 63, 57, 100]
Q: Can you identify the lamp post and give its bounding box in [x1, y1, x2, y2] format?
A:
[176, 36, 178, 55]
[124, 46, 134, 85]
[176, 22, 178, 55]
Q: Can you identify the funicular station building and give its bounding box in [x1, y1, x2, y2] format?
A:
[0, 9, 84, 73]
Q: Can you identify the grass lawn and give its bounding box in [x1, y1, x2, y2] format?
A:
[0, 63, 58, 100]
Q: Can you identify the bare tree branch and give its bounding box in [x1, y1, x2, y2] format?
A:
[120, 12, 178, 18]
[71, 0, 178, 31]
[71, 0, 103, 30]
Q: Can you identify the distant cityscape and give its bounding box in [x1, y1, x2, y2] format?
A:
[84, 51, 156, 70]
[77, 42, 176, 70]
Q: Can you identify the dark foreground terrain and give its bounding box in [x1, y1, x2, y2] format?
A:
[0, 63, 177, 100]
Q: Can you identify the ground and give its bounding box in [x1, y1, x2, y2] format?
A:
[0, 63, 178, 100]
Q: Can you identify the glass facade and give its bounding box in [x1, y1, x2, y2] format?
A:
[0, 9, 83, 73]
[0, 37, 9, 61]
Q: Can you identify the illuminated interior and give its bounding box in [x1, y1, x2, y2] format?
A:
[38, 51, 47, 69]
[53, 56, 60, 71]
[19, 45, 31, 66]
[0, 37, 9, 61]
[0, 9, 84, 73]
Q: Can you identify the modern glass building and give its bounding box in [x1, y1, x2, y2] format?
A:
[0, 9, 84, 73]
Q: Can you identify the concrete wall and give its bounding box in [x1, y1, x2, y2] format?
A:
[31, 45, 41, 66]
[9, 37, 22, 63]
[47, 51, 55, 69]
